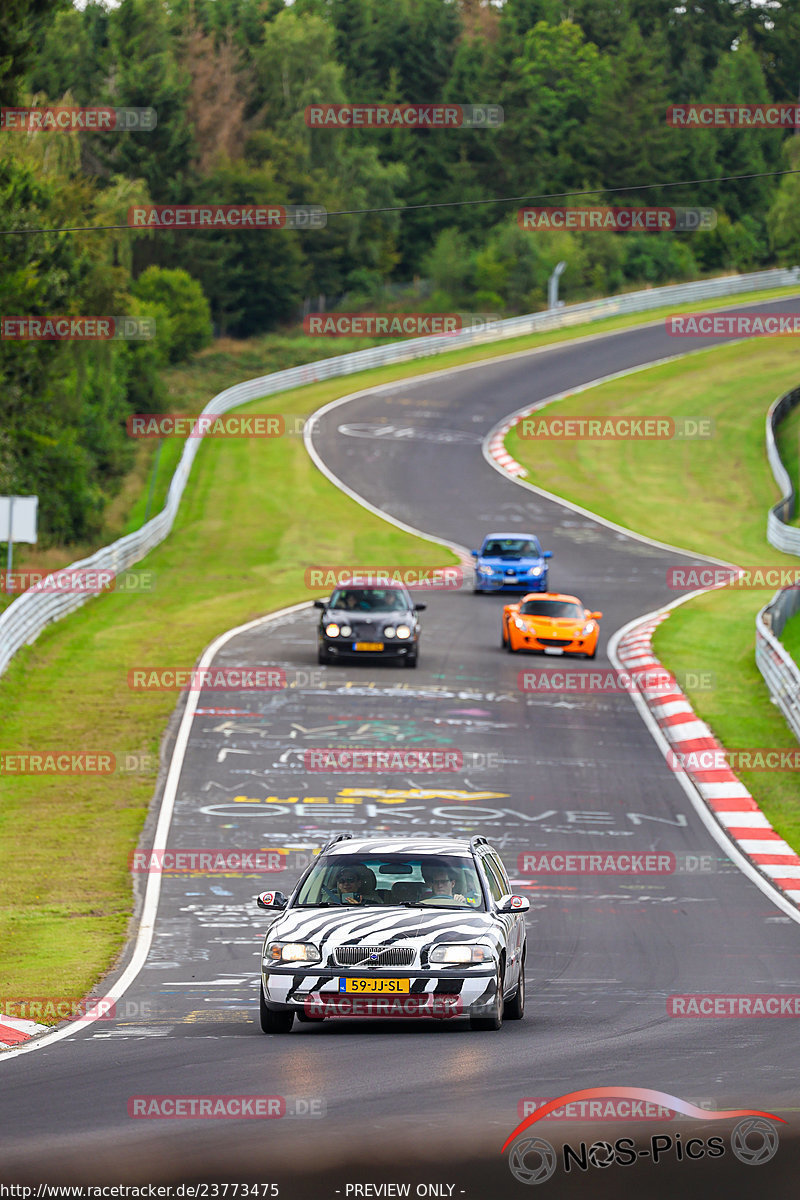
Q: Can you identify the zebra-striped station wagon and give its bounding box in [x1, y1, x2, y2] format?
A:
[255, 835, 528, 1033]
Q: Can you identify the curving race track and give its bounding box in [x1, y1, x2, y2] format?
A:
[3, 301, 800, 1198]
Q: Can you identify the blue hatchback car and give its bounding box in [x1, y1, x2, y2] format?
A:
[471, 532, 552, 593]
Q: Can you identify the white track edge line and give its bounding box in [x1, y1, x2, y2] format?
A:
[0, 601, 312, 1060]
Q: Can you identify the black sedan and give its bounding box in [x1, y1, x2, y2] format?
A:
[314, 585, 425, 667]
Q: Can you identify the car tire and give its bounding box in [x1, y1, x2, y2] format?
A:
[260, 985, 294, 1034]
[404, 653, 418, 668]
[470, 969, 504, 1031]
[506, 635, 516, 654]
[318, 647, 331, 665]
[505, 953, 525, 1021]
[296, 1011, 324, 1023]
[586, 648, 597, 659]
[501, 626, 508, 648]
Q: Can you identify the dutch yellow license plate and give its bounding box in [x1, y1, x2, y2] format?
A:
[340, 978, 410, 993]
[354, 642, 383, 651]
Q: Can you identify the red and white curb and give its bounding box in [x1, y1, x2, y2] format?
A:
[0, 1014, 48, 1049]
[487, 418, 528, 477]
[617, 617, 800, 907]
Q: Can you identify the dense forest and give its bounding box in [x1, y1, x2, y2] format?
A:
[2, 0, 800, 542]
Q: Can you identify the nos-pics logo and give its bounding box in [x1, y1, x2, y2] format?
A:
[503, 1088, 781, 1185]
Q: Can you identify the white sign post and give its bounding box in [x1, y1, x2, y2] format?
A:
[0, 496, 39, 593]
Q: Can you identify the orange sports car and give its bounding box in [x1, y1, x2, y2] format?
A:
[501, 592, 602, 658]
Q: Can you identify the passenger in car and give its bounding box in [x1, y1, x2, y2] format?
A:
[323, 864, 384, 905]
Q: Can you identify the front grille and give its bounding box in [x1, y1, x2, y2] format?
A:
[334, 945, 415, 967]
[536, 636, 571, 647]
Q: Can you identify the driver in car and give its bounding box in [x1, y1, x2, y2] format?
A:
[421, 864, 467, 903]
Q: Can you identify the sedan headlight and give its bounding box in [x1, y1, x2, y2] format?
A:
[384, 626, 396, 639]
[528, 566, 543, 576]
[324, 623, 340, 637]
[429, 943, 494, 965]
[395, 624, 412, 640]
[339, 624, 352, 637]
[265, 941, 321, 964]
[477, 565, 494, 576]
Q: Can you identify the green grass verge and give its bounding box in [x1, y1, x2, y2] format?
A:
[0, 379, 457, 1010]
[2, 280, 800, 1009]
[507, 338, 800, 852]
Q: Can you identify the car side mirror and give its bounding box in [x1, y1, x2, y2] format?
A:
[471, 549, 478, 557]
[498, 895, 530, 913]
[543, 550, 552, 559]
[414, 602, 427, 612]
[588, 611, 603, 621]
[256, 891, 288, 910]
[313, 599, 327, 610]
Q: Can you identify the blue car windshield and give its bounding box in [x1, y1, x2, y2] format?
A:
[482, 539, 540, 559]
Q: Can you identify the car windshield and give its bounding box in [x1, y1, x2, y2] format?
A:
[481, 538, 540, 559]
[519, 599, 583, 618]
[329, 588, 410, 613]
[295, 854, 486, 910]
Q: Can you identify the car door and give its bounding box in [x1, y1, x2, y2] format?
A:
[483, 850, 525, 987]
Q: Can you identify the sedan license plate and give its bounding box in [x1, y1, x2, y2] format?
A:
[354, 642, 384, 651]
[339, 978, 410, 993]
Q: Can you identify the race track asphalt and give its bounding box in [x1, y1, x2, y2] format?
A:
[3, 299, 800, 1199]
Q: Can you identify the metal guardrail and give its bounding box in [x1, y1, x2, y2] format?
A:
[2, 265, 800, 681]
[766, 383, 800, 554]
[756, 588, 800, 743]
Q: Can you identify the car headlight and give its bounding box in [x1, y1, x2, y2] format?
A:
[477, 565, 493, 576]
[325, 623, 340, 637]
[339, 624, 352, 637]
[529, 566, 543, 576]
[384, 626, 396, 639]
[581, 622, 594, 636]
[429, 943, 494, 965]
[265, 941, 321, 964]
[395, 624, 412, 640]
[514, 617, 528, 631]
